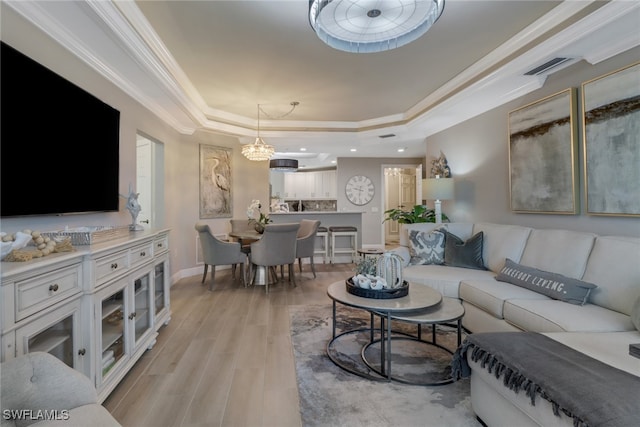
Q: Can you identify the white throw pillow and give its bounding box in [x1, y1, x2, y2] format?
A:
[408, 228, 446, 265]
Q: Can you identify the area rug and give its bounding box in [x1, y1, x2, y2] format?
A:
[289, 304, 481, 427]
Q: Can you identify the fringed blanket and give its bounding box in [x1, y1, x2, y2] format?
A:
[451, 332, 640, 427]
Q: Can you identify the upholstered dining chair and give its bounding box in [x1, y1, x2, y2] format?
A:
[195, 223, 248, 290]
[249, 222, 300, 294]
[296, 219, 321, 278]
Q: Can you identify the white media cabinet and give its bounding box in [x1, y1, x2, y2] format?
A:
[1, 228, 171, 402]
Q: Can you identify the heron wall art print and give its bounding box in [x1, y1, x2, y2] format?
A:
[199, 144, 232, 218]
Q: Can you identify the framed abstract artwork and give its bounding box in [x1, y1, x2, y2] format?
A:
[199, 144, 232, 218]
[508, 88, 579, 214]
[582, 62, 640, 217]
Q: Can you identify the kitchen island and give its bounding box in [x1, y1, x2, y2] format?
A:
[269, 211, 363, 263]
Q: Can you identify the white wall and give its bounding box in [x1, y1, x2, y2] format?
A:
[427, 46, 640, 237]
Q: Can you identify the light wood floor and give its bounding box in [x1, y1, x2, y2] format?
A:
[104, 262, 354, 427]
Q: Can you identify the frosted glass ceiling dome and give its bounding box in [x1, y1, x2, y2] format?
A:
[309, 0, 445, 53]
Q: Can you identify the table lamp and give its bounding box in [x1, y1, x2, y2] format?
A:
[422, 176, 454, 223]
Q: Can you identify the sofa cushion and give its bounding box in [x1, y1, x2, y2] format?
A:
[444, 231, 486, 270]
[404, 264, 494, 298]
[543, 331, 640, 377]
[503, 299, 635, 333]
[519, 229, 596, 279]
[472, 223, 532, 273]
[408, 228, 445, 265]
[581, 235, 640, 316]
[496, 258, 597, 305]
[459, 278, 549, 319]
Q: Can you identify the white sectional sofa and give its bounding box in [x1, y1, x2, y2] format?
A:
[390, 222, 640, 426]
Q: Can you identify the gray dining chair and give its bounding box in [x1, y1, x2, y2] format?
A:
[296, 219, 321, 278]
[195, 223, 248, 290]
[249, 222, 300, 294]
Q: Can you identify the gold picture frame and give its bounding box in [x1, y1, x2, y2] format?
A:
[508, 88, 579, 214]
[199, 144, 232, 218]
[582, 62, 640, 217]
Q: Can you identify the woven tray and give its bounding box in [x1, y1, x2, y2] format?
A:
[43, 226, 131, 246]
[346, 278, 409, 299]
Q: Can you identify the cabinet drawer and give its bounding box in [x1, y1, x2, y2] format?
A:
[95, 251, 130, 287]
[153, 235, 169, 254]
[130, 242, 153, 267]
[16, 264, 82, 321]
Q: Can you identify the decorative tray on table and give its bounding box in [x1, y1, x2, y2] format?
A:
[345, 277, 409, 299]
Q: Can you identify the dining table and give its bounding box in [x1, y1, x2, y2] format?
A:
[227, 230, 267, 286]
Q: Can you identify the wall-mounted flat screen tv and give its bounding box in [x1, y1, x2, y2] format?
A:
[1, 41, 120, 217]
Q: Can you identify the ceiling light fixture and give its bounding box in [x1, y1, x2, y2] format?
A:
[241, 102, 300, 161]
[269, 158, 299, 172]
[309, 0, 445, 53]
[242, 104, 275, 161]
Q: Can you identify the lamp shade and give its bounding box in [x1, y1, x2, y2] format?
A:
[422, 177, 454, 201]
[269, 158, 298, 172]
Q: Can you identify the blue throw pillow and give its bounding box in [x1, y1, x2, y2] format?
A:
[496, 258, 597, 305]
[443, 231, 486, 270]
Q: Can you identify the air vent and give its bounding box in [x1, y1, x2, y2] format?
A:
[524, 57, 573, 76]
[379, 133, 396, 139]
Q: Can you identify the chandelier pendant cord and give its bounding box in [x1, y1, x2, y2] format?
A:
[258, 101, 299, 120]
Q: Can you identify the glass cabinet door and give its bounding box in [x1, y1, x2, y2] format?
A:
[101, 288, 125, 380]
[154, 262, 165, 314]
[29, 315, 74, 365]
[16, 297, 84, 372]
[132, 270, 152, 346]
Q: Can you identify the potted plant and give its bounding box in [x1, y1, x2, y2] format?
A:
[383, 204, 448, 224]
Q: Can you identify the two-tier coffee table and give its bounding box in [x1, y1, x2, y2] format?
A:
[326, 281, 464, 385]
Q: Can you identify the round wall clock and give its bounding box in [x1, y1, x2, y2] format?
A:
[345, 175, 375, 206]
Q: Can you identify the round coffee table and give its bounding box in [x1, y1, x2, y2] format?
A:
[357, 248, 384, 260]
[365, 297, 465, 385]
[326, 281, 443, 382]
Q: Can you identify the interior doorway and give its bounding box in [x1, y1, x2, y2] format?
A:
[382, 164, 422, 248]
[136, 133, 165, 230]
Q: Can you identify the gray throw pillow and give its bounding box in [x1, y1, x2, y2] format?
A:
[496, 258, 597, 305]
[631, 295, 640, 332]
[408, 229, 446, 265]
[443, 231, 486, 270]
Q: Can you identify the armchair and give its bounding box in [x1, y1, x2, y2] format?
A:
[0, 352, 121, 427]
[296, 219, 321, 278]
[249, 223, 300, 294]
[195, 223, 248, 290]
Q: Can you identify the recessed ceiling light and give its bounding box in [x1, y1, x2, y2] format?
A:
[350, 148, 357, 152]
[397, 147, 405, 152]
[331, 160, 336, 164]
[300, 147, 307, 151]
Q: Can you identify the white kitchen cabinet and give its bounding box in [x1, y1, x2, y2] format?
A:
[283, 170, 337, 199]
[320, 170, 337, 198]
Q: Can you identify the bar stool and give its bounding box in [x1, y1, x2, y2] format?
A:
[314, 226, 329, 264]
[329, 226, 358, 264]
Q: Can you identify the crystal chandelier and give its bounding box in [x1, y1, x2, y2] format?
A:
[242, 104, 275, 161]
[309, 0, 445, 53]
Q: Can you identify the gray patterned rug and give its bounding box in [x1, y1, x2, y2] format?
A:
[289, 304, 481, 427]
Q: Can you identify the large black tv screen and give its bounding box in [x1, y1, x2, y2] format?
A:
[1, 41, 120, 217]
